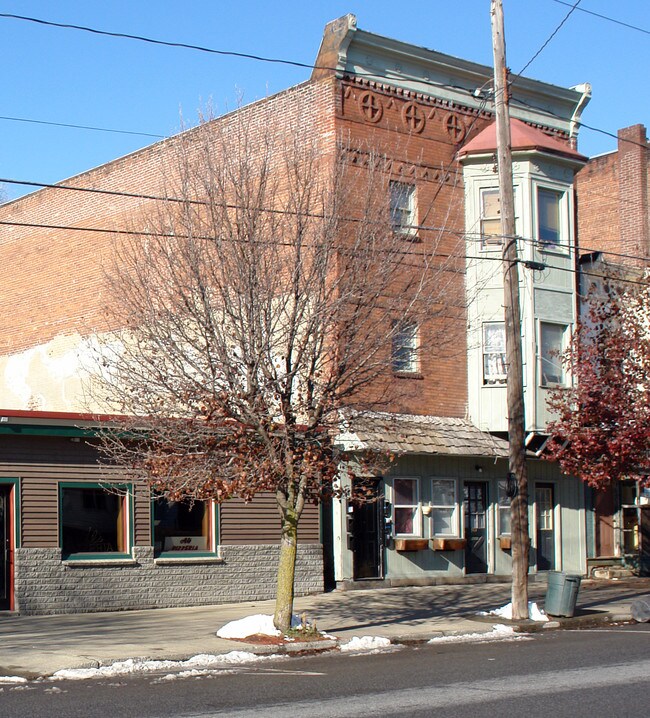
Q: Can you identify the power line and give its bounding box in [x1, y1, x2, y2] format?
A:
[3, 174, 650, 268]
[0, 12, 479, 101]
[0, 114, 166, 139]
[550, 0, 650, 36]
[0, 10, 643, 167]
[2, 216, 648, 289]
[515, 0, 582, 78]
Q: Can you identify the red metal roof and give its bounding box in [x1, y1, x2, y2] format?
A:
[458, 118, 586, 162]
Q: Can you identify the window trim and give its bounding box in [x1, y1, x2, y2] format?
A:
[59, 482, 133, 561]
[538, 321, 568, 387]
[535, 185, 568, 252]
[482, 321, 507, 386]
[392, 477, 421, 537]
[151, 494, 219, 558]
[429, 478, 459, 537]
[497, 480, 511, 537]
[391, 320, 419, 375]
[389, 180, 417, 237]
[479, 187, 503, 249]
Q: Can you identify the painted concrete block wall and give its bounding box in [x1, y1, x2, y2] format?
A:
[14, 544, 323, 615]
[335, 454, 586, 582]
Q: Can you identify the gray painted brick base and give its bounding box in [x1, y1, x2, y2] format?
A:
[14, 544, 323, 615]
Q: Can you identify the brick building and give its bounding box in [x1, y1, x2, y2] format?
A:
[0, 15, 592, 613]
[575, 124, 650, 577]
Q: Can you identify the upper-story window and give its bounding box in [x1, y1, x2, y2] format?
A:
[483, 322, 507, 385]
[392, 320, 419, 374]
[480, 189, 502, 248]
[537, 188, 564, 246]
[390, 181, 417, 236]
[539, 321, 567, 386]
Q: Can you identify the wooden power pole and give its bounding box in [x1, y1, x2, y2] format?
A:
[490, 0, 530, 620]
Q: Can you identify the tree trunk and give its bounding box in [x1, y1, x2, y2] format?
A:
[274, 507, 298, 633]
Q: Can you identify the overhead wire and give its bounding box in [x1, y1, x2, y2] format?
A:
[549, 0, 650, 36]
[514, 0, 582, 79]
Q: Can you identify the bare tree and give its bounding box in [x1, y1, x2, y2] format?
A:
[91, 110, 463, 632]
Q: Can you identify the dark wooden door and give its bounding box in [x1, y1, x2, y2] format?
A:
[351, 480, 383, 580]
[536, 483, 556, 571]
[0, 488, 9, 610]
[464, 482, 488, 574]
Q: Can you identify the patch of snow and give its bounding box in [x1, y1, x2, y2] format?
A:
[339, 636, 393, 653]
[479, 601, 548, 622]
[0, 676, 28, 684]
[429, 624, 531, 644]
[216, 613, 303, 639]
[49, 651, 284, 681]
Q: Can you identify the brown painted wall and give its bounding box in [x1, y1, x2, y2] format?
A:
[0, 434, 319, 548]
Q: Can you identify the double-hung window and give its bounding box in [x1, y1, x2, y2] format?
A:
[480, 189, 502, 247]
[392, 320, 419, 374]
[60, 483, 131, 559]
[539, 322, 567, 386]
[430, 479, 458, 536]
[497, 480, 511, 536]
[393, 478, 420, 536]
[537, 188, 564, 246]
[483, 322, 506, 385]
[390, 181, 416, 236]
[153, 496, 217, 557]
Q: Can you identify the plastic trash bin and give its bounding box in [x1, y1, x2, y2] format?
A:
[544, 571, 582, 617]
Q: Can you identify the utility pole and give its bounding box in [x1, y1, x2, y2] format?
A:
[490, 0, 530, 621]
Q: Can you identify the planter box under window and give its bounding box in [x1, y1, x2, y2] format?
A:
[498, 536, 512, 550]
[431, 538, 466, 551]
[394, 538, 428, 552]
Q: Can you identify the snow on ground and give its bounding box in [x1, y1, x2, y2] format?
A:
[49, 651, 286, 681]
[216, 613, 304, 639]
[429, 624, 531, 644]
[479, 602, 549, 622]
[339, 636, 394, 654]
[0, 676, 28, 684]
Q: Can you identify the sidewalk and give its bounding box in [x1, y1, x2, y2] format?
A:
[1, 577, 648, 679]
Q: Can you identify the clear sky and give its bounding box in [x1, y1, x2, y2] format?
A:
[1, 0, 648, 202]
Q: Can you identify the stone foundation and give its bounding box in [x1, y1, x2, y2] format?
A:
[14, 544, 323, 615]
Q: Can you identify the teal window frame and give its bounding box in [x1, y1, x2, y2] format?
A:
[151, 494, 219, 558]
[0, 478, 21, 548]
[59, 482, 133, 560]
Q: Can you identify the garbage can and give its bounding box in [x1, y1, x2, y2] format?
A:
[544, 571, 582, 617]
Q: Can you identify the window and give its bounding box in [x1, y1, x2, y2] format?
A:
[393, 478, 420, 536]
[483, 322, 506, 385]
[497, 480, 511, 536]
[537, 188, 563, 245]
[153, 496, 216, 557]
[60, 483, 130, 559]
[430, 479, 458, 536]
[392, 321, 419, 374]
[539, 322, 567, 386]
[390, 181, 416, 235]
[480, 189, 502, 247]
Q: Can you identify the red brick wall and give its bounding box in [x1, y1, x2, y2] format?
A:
[0, 72, 490, 420]
[333, 77, 493, 417]
[0, 79, 338, 356]
[576, 124, 649, 266]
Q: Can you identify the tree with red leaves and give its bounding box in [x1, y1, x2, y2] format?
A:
[546, 278, 650, 488]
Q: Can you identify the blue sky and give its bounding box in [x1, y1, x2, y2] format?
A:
[1, 0, 648, 201]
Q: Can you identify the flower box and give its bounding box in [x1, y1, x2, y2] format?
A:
[498, 536, 512, 550]
[394, 538, 429, 552]
[431, 538, 466, 551]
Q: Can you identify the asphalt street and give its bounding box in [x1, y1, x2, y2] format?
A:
[0, 623, 648, 717]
